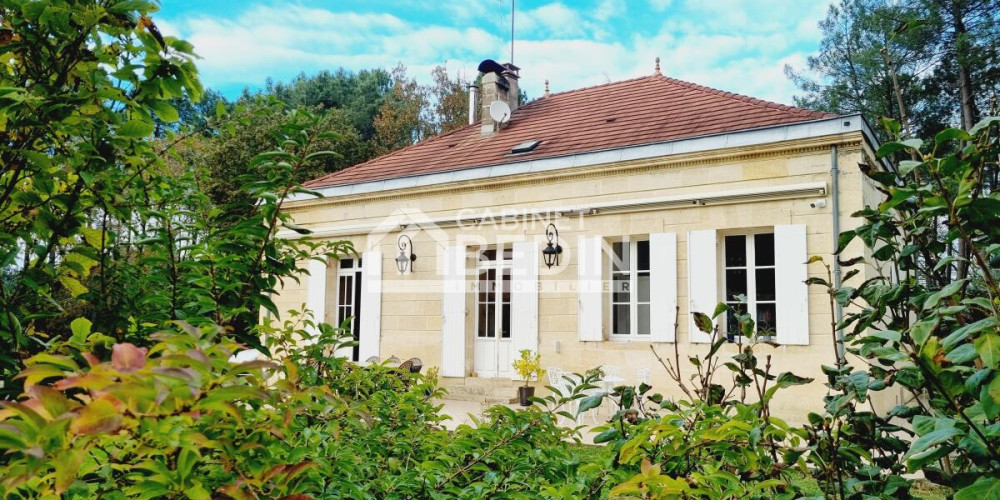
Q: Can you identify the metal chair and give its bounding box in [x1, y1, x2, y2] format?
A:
[545, 367, 579, 425]
[599, 364, 621, 380]
[364, 355, 380, 364]
[637, 367, 651, 385]
[398, 359, 414, 372]
[405, 357, 423, 373]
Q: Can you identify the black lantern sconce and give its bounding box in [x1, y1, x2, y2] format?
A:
[542, 223, 563, 269]
[395, 234, 417, 274]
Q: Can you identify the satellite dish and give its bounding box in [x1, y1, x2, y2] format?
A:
[489, 100, 511, 125]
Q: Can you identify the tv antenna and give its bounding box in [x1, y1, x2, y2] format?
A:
[510, 0, 515, 65]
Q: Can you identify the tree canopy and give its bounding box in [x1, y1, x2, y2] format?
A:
[787, 0, 1000, 139]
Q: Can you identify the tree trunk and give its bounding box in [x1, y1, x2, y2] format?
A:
[948, 0, 978, 280]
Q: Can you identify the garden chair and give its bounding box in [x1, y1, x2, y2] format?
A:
[636, 368, 650, 386]
[398, 359, 414, 372]
[405, 357, 423, 373]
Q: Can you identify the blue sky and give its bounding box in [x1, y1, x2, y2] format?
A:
[156, 0, 833, 105]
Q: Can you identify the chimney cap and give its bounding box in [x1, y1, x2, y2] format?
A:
[654, 57, 661, 75]
[477, 59, 506, 74]
[478, 59, 520, 78]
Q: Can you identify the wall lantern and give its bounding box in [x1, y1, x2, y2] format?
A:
[542, 223, 563, 269]
[395, 234, 417, 274]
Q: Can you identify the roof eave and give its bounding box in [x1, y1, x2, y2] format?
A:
[288, 113, 870, 203]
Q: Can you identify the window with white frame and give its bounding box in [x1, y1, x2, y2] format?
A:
[722, 232, 776, 340]
[610, 238, 651, 338]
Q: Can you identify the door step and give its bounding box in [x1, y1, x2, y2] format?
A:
[438, 377, 522, 405]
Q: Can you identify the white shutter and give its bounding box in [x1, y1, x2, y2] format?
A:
[650, 232, 677, 342]
[578, 235, 604, 342]
[306, 258, 327, 342]
[441, 245, 467, 377]
[775, 224, 810, 345]
[686, 230, 717, 343]
[510, 241, 539, 379]
[358, 251, 382, 362]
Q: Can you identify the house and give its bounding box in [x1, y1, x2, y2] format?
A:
[274, 61, 883, 420]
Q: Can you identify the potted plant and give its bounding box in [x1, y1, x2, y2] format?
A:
[512, 349, 545, 406]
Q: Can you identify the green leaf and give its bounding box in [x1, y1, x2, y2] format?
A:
[692, 312, 713, 334]
[150, 100, 179, 123]
[215, 100, 226, 119]
[70, 317, 92, 344]
[905, 426, 962, 459]
[981, 375, 1000, 420]
[835, 230, 856, 254]
[955, 477, 1000, 500]
[53, 448, 84, 494]
[934, 128, 972, 145]
[59, 275, 88, 298]
[910, 318, 938, 348]
[577, 395, 603, 415]
[80, 227, 105, 248]
[945, 343, 978, 364]
[70, 398, 123, 435]
[976, 333, 1000, 369]
[898, 160, 923, 175]
[23, 150, 52, 168]
[775, 372, 813, 388]
[924, 280, 965, 310]
[969, 116, 1000, 136]
[593, 427, 619, 444]
[870, 330, 901, 343]
[304, 150, 342, 162]
[119, 119, 154, 138]
[876, 138, 922, 158]
[942, 317, 997, 350]
[711, 302, 729, 320]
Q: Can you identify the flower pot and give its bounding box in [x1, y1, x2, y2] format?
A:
[517, 386, 535, 406]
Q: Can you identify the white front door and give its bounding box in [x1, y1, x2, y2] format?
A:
[473, 247, 512, 378]
[336, 257, 363, 362]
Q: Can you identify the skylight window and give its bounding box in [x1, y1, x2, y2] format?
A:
[510, 140, 541, 154]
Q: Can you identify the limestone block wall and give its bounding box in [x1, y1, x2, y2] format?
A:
[274, 134, 874, 422]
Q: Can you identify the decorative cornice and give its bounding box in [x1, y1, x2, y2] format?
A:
[283, 133, 865, 212]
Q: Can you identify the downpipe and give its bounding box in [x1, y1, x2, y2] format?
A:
[831, 145, 845, 364]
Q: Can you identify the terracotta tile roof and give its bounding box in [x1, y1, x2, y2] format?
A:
[305, 74, 836, 189]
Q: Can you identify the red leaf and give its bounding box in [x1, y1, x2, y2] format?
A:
[111, 343, 147, 372]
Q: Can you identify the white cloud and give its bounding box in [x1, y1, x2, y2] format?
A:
[594, 0, 626, 21]
[518, 3, 595, 38]
[163, 1, 831, 106]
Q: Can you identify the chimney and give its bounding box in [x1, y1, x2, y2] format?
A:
[468, 83, 478, 125]
[479, 62, 519, 136]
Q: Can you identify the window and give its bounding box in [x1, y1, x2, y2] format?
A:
[475, 246, 512, 340]
[723, 233, 776, 340]
[336, 257, 363, 361]
[610, 237, 651, 338]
